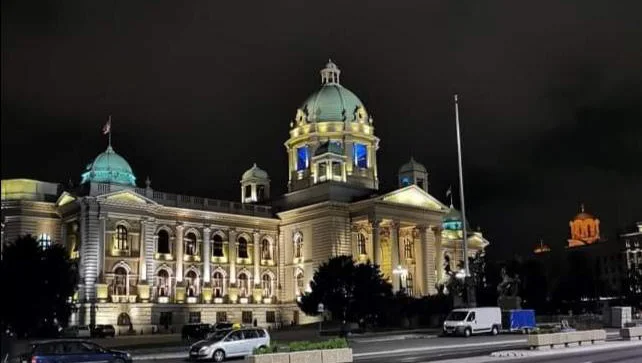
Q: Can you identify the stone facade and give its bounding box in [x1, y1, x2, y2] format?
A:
[1, 60, 489, 332]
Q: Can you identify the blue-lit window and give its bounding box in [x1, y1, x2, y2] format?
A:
[296, 146, 309, 171]
[354, 144, 368, 168]
[401, 177, 411, 186]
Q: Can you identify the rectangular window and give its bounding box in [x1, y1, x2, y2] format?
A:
[189, 312, 201, 323]
[244, 185, 252, 199]
[242, 311, 253, 324]
[354, 143, 368, 168]
[216, 311, 228, 323]
[266, 311, 276, 323]
[257, 185, 265, 200]
[296, 146, 309, 171]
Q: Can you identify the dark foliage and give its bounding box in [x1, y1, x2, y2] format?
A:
[298, 256, 392, 326]
[1, 235, 78, 338]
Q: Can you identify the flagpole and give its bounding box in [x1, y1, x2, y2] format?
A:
[454, 94, 470, 278]
[108, 115, 112, 147]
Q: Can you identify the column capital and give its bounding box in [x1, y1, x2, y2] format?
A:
[203, 225, 211, 233]
[431, 225, 443, 233]
[368, 216, 382, 228]
[389, 220, 401, 230]
[175, 223, 185, 231]
[415, 224, 429, 232]
[253, 229, 261, 236]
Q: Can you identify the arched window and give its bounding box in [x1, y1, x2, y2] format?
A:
[295, 271, 305, 297]
[157, 269, 170, 297]
[157, 230, 170, 254]
[185, 270, 198, 297]
[293, 233, 303, 259]
[261, 239, 271, 260]
[213, 272, 224, 298]
[117, 313, 131, 326]
[185, 232, 197, 256]
[404, 237, 414, 259]
[238, 273, 249, 297]
[116, 226, 128, 250]
[212, 235, 224, 257]
[357, 233, 367, 256]
[37, 233, 52, 250]
[238, 237, 249, 259]
[406, 272, 414, 297]
[113, 267, 127, 296]
[262, 274, 272, 298]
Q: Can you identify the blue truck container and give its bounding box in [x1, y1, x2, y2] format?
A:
[501, 309, 536, 332]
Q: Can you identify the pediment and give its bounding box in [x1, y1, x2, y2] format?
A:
[98, 190, 157, 205]
[380, 185, 447, 211]
[56, 192, 77, 207]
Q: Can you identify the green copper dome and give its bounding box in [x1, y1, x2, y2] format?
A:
[80, 145, 137, 186]
[298, 60, 369, 123]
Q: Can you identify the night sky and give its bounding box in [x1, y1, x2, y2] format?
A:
[2, 1, 641, 258]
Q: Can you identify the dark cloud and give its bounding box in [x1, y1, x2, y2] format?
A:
[2, 0, 641, 257]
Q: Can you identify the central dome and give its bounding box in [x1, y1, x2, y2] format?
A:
[80, 145, 137, 186]
[298, 60, 369, 123]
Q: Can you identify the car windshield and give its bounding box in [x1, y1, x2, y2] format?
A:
[446, 311, 469, 321]
[206, 331, 229, 341]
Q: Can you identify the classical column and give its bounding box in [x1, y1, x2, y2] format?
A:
[143, 219, 156, 283]
[253, 230, 261, 286]
[433, 226, 444, 283]
[423, 225, 438, 295]
[203, 226, 211, 283]
[370, 218, 381, 266]
[98, 216, 106, 282]
[139, 220, 147, 281]
[228, 228, 237, 284]
[390, 220, 401, 292]
[416, 225, 427, 295]
[175, 224, 184, 282]
[350, 225, 359, 258]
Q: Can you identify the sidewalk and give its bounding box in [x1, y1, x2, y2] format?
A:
[430, 340, 642, 363]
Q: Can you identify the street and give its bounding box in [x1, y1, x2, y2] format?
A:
[132, 330, 635, 363]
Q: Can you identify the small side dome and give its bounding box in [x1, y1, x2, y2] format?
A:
[399, 157, 427, 174]
[242, 163, 269, 181]
[80, 146, 136, 186]
[442, 207, 471, 231]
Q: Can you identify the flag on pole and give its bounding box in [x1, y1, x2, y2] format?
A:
[102, 116, 112, 135]
[446, 186, 452, 198]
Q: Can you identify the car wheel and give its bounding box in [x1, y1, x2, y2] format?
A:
[464, 328, 472, 338]
[491, 326, 499, 336]
[212, 349, 225, 362]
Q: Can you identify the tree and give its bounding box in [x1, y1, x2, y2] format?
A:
[298, 256, 392, 325]
[1, 235, 78, 337]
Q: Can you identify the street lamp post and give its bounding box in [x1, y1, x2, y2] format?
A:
[454, 94, 470, 277]
[393, 265, 408, 293]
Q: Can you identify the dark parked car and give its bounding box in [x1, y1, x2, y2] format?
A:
[22, 339, 131, 363]
[92, 325, 116, 338]
[181, 324, 212, 342]
[211, 323, 234, 333]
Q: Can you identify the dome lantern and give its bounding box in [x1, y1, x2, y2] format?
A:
[320, 59, 341, 85]
[398, 157, 429, 192]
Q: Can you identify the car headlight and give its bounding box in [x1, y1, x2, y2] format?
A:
[199, 346, 209, 353]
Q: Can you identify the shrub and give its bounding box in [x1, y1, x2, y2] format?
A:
[253, 338, 348, 355]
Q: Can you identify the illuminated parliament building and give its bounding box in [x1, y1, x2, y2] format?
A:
[1, 61, 489, 331]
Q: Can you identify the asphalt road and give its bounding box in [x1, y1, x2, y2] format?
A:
[135, 334, 530, 362]
[502, 345, 642, 363]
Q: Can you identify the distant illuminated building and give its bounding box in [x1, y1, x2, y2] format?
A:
[533, 240, 551, 254]
[620, 222, 642, 294]
[567, 204, 601, 248]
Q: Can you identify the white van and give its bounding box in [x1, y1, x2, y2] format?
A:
[443, 307, 502, 337]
